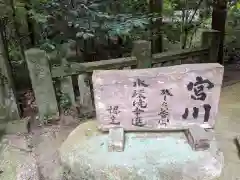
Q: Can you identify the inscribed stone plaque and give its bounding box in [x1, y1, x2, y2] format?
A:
[92, 63, 224, 131]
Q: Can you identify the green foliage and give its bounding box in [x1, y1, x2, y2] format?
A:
[228, 1, 240, 28]
[1, 0, 226, 59]
[28, 0, 152, 48]
[56, 90, 72, 111]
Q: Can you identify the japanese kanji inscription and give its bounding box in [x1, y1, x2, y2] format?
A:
[92, 63, 224, 131]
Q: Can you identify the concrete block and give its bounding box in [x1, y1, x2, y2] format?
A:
[185, 124, 210, 151]
[108, 127, 125, 152]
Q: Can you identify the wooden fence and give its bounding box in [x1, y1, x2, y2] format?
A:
[23, 29, 220, 122]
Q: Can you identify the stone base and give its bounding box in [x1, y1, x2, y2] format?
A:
[108, 127, 125, 152]
[60, 121, 224, 180]
[0, 118, 29, 134]
[185, 125, 212, 151]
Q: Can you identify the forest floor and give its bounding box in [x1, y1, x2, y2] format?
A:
[1, 62, 240, 179]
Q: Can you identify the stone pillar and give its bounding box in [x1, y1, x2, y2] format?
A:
[0, 54, 20, 121]
[25, 49, 59, 122]
[78, 73, 94, 116]
[132, 40, 152, 69]
[59, 58, 75, 108]
[201, 29, 221, 63]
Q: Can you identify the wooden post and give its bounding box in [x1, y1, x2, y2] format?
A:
[25, 49, 59, 122]
[150, 0, 163, 54]
[132, 40, 152, 69]
[201, 29, 221, 63]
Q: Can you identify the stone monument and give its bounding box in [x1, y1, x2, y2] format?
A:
[60, 63, 224, 180]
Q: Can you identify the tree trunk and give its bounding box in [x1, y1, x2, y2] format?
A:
[9, 0, 26, 61]
[211, 0, 227, 64]
[149, 0, 163, 53]
[25, 0, 37, 46]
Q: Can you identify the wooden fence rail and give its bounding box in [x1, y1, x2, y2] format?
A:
[51, 47, 209, 78]
[24, 29, 220, 122]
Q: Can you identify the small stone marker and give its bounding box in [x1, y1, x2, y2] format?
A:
[92, 63, 224, 132]
[108, 127, 125, 152]
[185, 124, 210, 151]
[2, 118, 29, 134]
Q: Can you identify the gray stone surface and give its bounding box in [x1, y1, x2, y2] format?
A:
[78, 74, 94, 115]
[60, 75, 75, 107]
[0, 54, 20, 121]
[0, 135, 39, 180]
[108, 127, 125, 152]
[25, 49, 59, 121]
[4, 118, 29, 134]
[60, 121, 223, 180]
[185, 124, 211, 151]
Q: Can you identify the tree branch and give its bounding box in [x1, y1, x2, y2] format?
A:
[188, 0, 204, 25]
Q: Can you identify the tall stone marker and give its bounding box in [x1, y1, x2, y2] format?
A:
[92, 63, 224, 131]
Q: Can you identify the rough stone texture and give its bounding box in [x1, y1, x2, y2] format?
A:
[3, 118, 29, 134]
[0, 54, 20, 121]
[78, 74, 94, 115]
[16, 154, 40, 180]
[60, 120, 223, 180]
[132, 40, 151, 68]
[4, 134, 30, 152]
[25, 49, 59, 121]
[108, 127, 125, 152]
[92, 63, 224, 131]
[60, 75, 75, 106]
[0, 135, 39, 180]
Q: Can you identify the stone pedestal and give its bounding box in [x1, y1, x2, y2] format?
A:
[60, 120, 224, 180]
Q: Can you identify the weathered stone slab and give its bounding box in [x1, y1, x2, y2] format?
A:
[92, 63, 224, 131]
[108, 127, 125, 152]
[0, 54, 20, 121]
[25, 49, 59, 121]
